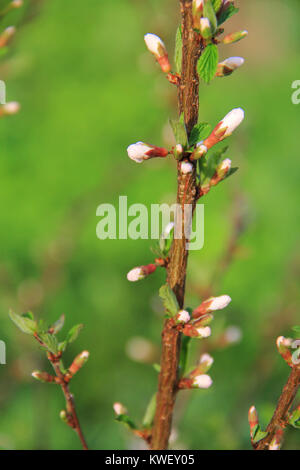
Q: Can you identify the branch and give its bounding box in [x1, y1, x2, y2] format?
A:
[150, 0, 201, 450]
[255, 366, 300, 450]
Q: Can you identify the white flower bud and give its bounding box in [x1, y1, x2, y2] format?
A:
[200, 353, 214, 368]
[193, 374, 213, 389]
[196, 326, 211, 338]
[219, 108, 245, 138]
[180, 161, 193, 174]
[177, 310, 190, 324]
[127, 142, 168, 163]
[2, 101, 20, 115]
[208, 295, 232, 311]
[222, 57, 244, 70]
[199, 18, 212, 39]
[144, 33, 166, 57]
[113, 402, 127, 416]
[127, 267, 144, 282]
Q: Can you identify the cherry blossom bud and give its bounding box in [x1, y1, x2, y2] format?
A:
[248, 406, 259, 438]
[193, 374, 213, 389]
[269, 428, 284, 451]
[210, 158, 232, 185]
[174, 144, 183, 159]
[0, 26, 16, 48]
[216, 57, 244, 77]
[67, 351, 89, 378]
[190, 353, 214, 376]
[196, 326, 211, 338]
[193, 295, 231, 318]
[32, 370, 56, 383]
[276, 336, 293, 367]
[203, 108, 245, 150]
[199, 18, 212, 39]
[175, 309, 191, 325]
[191, 142, 207, 161]
[180, 161, 194, 174]
[127, 142, 168, 163]
[127, 264, 157, 282]
[144, 33, 171, 73]
[59, 410, 69, 424]
[192, 0, 204, 29]
[223, 30, 248, 45]
[0, 101, 20, 117]
[113, 402, 128, 416]
[182, 324, 211, 339]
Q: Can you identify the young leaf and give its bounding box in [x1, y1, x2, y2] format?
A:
[170, 116, 188, 147]
[39, 332, 59, 354]
[115, 414, 137, 430]
[202, 146, 228, 181]
[212, 0, 222, 13]
[142, 393, 157, 429]
[189, 122, 212, 146]
[203, 0, 217, 32]
[66, 324, 84, 344]
[9, 310, 37, 335]
[218, 4, 239, 26]
[174, 26, 182, 74]
[197, 44, 219, 84]
[253, 426, 268, 444]
[50, 314, 65, 335]
[159, 284, 179, 317]
[289, 408, 300, 429]
[292, 326, 300, 334]
[179, 336, 191, 377]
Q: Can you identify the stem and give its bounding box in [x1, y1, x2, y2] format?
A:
[256, 367, 300, 450]
[151, 0, 201, 450]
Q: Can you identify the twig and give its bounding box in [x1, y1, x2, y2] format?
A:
[150, 0, 201, 450]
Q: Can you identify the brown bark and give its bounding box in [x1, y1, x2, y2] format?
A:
[150, 0, 201, 450]
[256, 366, 300, 450]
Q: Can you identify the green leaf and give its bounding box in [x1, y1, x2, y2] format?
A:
[197, 44, 219, 84]
[115, 414, 137, 430]
[189, 122, 212, 146]
[39, 332, 59, 354]
[292, 326, 300, 334]
[212, 0, 222, 13]
[142, 393, 157, 428]
[159, 284, 179, 317]
[170, 116, 188, 148]
[153, 363, 161, 373]
[203, 0, 217, 32]
[174, 26, 182, 74]
[66, 324, 84, 344]
[201, 146, 228, 182]
[253, 426, 268, 444]
[289, 408, 300, 429]
[218, 4, 239, 26]
[50, 314, 65, 334]
[9, 310, 37, 335]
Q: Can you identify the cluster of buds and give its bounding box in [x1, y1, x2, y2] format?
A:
[191, 108, 245, 160]
[178, 353, 214, 390]
[127, 142, 169, 164]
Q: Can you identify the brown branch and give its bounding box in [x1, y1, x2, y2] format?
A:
[256, 366, 300, 450]
[150, 0, 201, 450]
[34, 334, 88, 450]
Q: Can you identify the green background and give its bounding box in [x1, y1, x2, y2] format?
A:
[0, 0, 299, 449]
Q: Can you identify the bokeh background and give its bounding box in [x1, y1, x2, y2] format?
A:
[0, 0, 299, 450]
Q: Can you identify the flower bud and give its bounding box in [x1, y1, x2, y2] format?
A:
[248, 406, 259, 438]
[191, 142, 207, 161]
[175, 309, 191, 325]
[210, 158, 232, 185]
[180, 161, 194, 174]
[0, 26, 16, 48]
[113, 402, 128, 416]
[193, 295, 231, 318]
[193, 374, 213, 389]
[192, 0, 204, 29]
[127, 142, 168, 163]
[127, 264, 157, 282]
[203, 108, 245, 150]
[199, 18, 212, 39]
[190, 353, 214, 376]
[68, 351, 89, 378]
[216, 57, 244, 77]
[0, 101, 20, 117]
[32, 370, 56, 383]
[182, 324, 211, 339]
[144, 33, 171, 73]
[174, 144, 183, 159]
[223, 30, 248, 45]
[276, 336, 293, 367]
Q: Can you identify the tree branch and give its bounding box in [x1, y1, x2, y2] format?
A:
[256, 366, 300, 450]
[150, 0, 201, 450]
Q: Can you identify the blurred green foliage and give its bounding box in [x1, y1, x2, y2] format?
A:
[0, 0, 299, 450]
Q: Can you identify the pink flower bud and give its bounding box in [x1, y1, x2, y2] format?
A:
[193, 374, 213, 389]
[113, 402, 127, 416]
[127, 142, 168, 163]
[144, 33, 171, 73]
[176, 309, 191, 324]
[223, 30, 248, 45]
[248, 406, 259, 437]
[127, 264, 157, 282]
[199, 18, 212, 39]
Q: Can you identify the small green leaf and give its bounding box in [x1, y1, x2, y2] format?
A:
[211, 0, 222, 13]
[39, 332, 59, 354]
[9, 310, 37, 335]
[153, 363, 161, 373]
[142, 393, 157, 429]
[170, 116, 188, 148]
[66, 324, 84, 344]
[253, 426, 268, 444]
[174, 26, 182, 74]
[218, 4, 239, 26]
[203, 0, 217, 32]
[50, 314, 65, 335]
[179, 336, 191, 377]
[292, 326, 300, 334]
[115, 414, 137, 430]
[289, 408, 300, 429]
[201, 146, 228, 182]
[159, 284, 179, 317]
[189, 122, 212, 146]
[197, 44, 219, 84]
